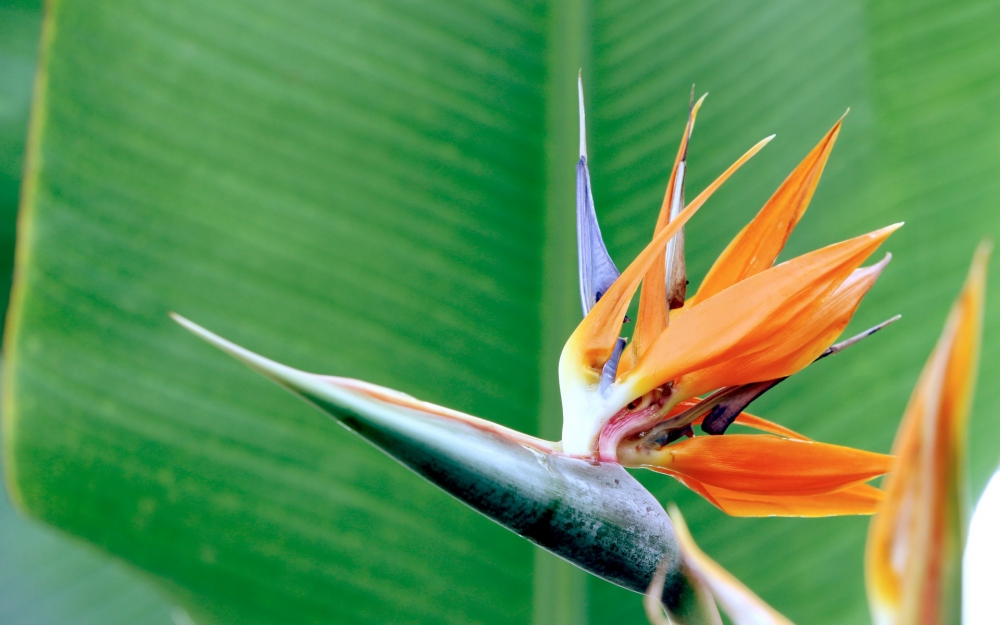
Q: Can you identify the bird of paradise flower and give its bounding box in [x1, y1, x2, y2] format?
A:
[173, 81, 928, 619]
[566, 79, 898, 516]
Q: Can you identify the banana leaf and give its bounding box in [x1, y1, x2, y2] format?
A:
[1, 2, 178, 622]
[4, 0, 999, 624]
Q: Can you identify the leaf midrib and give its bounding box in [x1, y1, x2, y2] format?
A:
[534, 0, 592, 624]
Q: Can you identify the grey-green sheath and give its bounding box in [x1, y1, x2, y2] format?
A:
[171, 315, 715, 622]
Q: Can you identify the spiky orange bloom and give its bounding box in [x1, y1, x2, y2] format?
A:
[865, 245, 989, 625]
[561, 86, 900, 516]
[173, 84, 918, 616]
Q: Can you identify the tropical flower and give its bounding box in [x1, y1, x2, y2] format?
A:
[565, 80, 898, 516]
[180, 85, 900, 518]
[173, 83, 909, 612]
[866, 244, 989, 625]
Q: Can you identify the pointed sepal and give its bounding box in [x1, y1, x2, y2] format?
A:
[625, 93, 707, 372]
[577, 76, 620, 315]
[693, 312, 901, 436]
[620, 225, 901, 405]
[688, 481, 885, 518]
[619, 433, 893, 497]
[691, 114, 846, 306]
[865, 243, 989, 625]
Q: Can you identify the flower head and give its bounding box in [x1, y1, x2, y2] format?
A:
[174, 84, 911, 611]
[561, 82, 900, 516]
[166, 71, 1000, 625]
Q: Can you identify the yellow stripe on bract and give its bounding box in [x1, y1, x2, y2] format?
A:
[667, 505, 795, 625]
[324, 376, 560, 453]
[865, 243, 988, 625]
[169, 314, 561, 456]
[690, 115, 845, 307]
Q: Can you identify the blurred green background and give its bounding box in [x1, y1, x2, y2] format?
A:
[1, 0, 998, 624]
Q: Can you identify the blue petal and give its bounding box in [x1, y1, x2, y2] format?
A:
[577, 79, 620, 316]
[601, 337, 627, 394]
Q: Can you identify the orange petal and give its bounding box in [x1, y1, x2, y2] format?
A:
[623, 95, 707, 374]
[654, 94, 708, 234]
[691, 115, 844, 306]
[679, 253, 891, 398]
[621, 225, 900, 401]
[866, 243, 988, 625]
[564, 136, 774, 372]
[697, 481, 884, 517]
[667, 505, 795, 625]
[621, 434, 893, 496]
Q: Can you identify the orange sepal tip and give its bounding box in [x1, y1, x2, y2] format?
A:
[691, 114, 846, 306]
[620, 434, 893, 496]
[865, 242, 989, 625]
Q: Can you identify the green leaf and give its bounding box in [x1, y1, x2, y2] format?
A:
[1, 2, 178, 622]
[5, 1, 1000, 625]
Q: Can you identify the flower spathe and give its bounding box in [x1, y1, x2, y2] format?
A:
[169, 313, 715, 613]
[865, 244, 989, 625]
